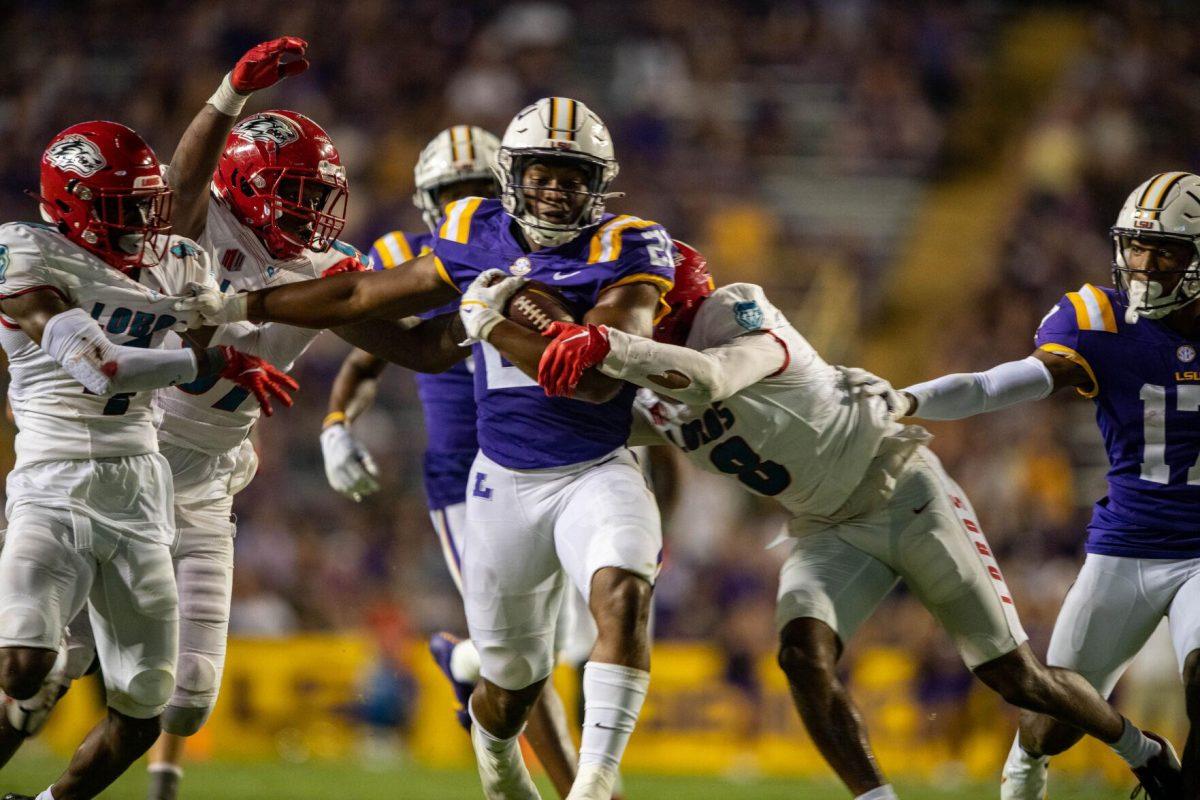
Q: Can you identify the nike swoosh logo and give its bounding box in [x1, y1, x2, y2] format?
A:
[552, 271, 581, 280]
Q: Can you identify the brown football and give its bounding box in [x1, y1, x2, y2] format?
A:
[504, 282, 577, 332]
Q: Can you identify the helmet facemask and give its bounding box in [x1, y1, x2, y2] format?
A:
[247, 163, 347, 259]
[495, 150, 615, 248]
[44, 179, 173, 270]
[1111, 229, 1200, 323]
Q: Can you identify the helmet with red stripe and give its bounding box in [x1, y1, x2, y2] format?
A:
[213, 110, 347, 259]
[654, 240, 713, 346]
[38, 121, 172, 270]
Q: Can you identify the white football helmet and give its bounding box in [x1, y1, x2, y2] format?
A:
[493, 97, 619, 247]
[413, 125, 500, 232]
[1111, 171, 1200, 323]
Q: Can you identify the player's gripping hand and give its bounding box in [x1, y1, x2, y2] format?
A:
[232, 37, 309, 93]
[218, 346, 297, 416]
[320, 422, 381, 502]
[841, 366, 909, 419]
[174, 282, 250, 326]
[320, 256, 369, 278]
[459, 269, 526, 343]
[538, 321, 611, 398]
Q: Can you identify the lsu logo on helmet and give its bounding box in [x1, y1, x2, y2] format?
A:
[44, 135, 107, 177]
[232, 114, 299, 148]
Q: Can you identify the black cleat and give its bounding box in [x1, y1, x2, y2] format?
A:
[1131, 731, 1182, 799]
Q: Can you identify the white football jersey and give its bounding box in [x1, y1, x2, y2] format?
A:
[154, 197, 362, 454]
[634, 283, 910, 519]
[0, 222, 216, 463]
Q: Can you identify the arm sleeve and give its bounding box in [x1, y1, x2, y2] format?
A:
[41, 307, 199, 395]
[599, 327, 787, 405]
[211, 320, 318, 372]
[902, 356, 1053, 420]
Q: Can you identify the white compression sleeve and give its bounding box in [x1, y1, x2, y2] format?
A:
[903, 356, 1053, 420]
[599, 328, 787, 405]
[42, 307, 199, 396]
[211, 320, 318, 372]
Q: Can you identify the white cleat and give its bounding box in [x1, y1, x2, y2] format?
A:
[1000, 733, 1049, 800]
[469, 722, 541, 800]
[566, 763, 619, 800]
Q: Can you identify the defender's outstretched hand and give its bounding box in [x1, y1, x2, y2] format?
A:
[231, 36, 309, 93]
[538, 321, 611, 398]
[219, 346, 298, 416]
[321, 256, 369, 278]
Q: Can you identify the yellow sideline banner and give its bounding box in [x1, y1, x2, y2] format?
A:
[38, 635, 1127, 783]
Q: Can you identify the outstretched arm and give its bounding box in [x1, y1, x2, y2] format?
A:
[899, 349, 1089, 420]
[333, 313, 468, 373]
[590, 329, 786, 405]
[179, 252, 459, 329]
[168, 37, 309, 240]
[1, 288, 294, 413]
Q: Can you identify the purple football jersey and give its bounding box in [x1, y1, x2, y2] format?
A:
[432, 197, 676, 469]
[370, 229, 476, 509]
[1036, 283, 1200, 558]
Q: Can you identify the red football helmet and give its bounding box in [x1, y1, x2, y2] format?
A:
[655, 239, 714, 345]
[213, 109, 348, 259]
[38, 121, 172, 270]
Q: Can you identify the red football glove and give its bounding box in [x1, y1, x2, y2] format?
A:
[219, 346, 298, 416]
[538, 321, 612, 398]
[320, 256, 368, 278]
[231, 37, 309, 93]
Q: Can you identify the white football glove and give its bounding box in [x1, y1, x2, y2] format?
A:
[172, 282, 250, 327]
[320, 422, 380, 502]
[459, 269, 526, 343]
[841, 366, 911, 420]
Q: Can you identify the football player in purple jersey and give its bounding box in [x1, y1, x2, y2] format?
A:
[177, 97, 676, 800]
[320, 125, 588, 798]
[896, 172, 1200, 799]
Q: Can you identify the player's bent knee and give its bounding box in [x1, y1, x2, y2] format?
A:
[109, 668, 175, 719]
[161, 703, 214, 737]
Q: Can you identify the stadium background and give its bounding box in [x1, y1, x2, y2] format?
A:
[1, 0, 1196, 797]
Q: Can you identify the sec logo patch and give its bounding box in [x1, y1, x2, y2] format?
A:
[1178, 345, 1196, 363]
[509, 257, 532, 276]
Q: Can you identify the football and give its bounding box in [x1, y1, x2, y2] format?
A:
[504, 281, 577, 332]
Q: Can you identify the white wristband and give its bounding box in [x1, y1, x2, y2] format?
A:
[207, 73, 249, 117]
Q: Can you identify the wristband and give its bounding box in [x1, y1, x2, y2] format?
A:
[207, 72, 249, 117]
[323, 411, 347, 429]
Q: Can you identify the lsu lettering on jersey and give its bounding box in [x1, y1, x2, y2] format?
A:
[154, 198, 366, 454]
[635, 284, 907, 519]
[0, 222, 215, 463]
[1036, 283, 1200, 558]
[371, 229, 476, 509]
[433, 197, 675, 469]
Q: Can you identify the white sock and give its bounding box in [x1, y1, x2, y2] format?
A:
[1008, 731, 1047, 763]
[578, 662, 649, 770]
[1110, 718, 1160, 768]
[855, 786, 899, 800]
[451, 639, 482, 684]
[148, 762, 184, 777]
[36, 788, 56, 800]
[467, 697, 538, 798]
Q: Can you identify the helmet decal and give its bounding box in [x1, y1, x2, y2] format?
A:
[232, 114, 300, 148]
[44, 135, 107, 177]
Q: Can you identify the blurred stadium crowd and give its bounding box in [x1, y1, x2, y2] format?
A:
[0, 0, 1195, 768]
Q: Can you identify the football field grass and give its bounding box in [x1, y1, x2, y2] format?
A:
[0, 754, 1132, 799]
